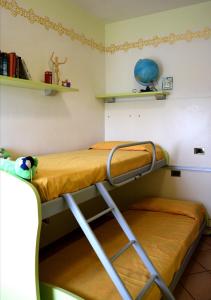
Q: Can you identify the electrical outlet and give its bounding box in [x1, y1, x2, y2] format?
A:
[171, 170, 181, 177]
[194, 148, 205, 155]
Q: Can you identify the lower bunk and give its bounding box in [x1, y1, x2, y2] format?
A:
[0, 140, 206, 300]
[39, 197, 206, 300]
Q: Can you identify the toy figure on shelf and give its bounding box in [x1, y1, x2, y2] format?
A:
[62, 79, 72, 88]
[50, 52, 67, 85]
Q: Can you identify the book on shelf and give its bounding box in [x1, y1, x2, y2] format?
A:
[0, 50, 31, 80]
[8, 52, 16, 77]
[0, 52, 9, 76]
[21, 58, 32, 80]
[15, 55, 20, 78]
[0, 51, 3, 75]
[19, 57, 29, 80]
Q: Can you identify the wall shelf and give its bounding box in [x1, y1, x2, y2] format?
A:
[0, 75, 79, 95]
[96, 91, 169, 102]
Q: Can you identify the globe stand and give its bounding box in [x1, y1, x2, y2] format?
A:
[140, 84, 157, 93]
[140, 86, 152, 92]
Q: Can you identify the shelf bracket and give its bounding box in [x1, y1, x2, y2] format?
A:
[44, 89, 57, 96]
[104, 97, 116, 103]
[155, 94, 166, 100]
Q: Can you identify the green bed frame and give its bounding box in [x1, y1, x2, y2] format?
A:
[0, 170, 82, 300]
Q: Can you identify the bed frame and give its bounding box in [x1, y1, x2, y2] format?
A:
[0, 141, 205, 300]
[42, 141, 164, 220]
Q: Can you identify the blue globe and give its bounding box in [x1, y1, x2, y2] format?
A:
[134, 58, 159, 87]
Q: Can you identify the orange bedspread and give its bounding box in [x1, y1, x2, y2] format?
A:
[39, 198, 205, 300]
[33, 145, 164, 202]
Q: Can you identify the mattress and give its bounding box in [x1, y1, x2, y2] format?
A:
[39, 197, 205, 300]
[32, 143, 164, 202]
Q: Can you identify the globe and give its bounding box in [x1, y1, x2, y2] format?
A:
[134, 58, 159, 87]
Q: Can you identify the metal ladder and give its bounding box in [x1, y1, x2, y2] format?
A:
[63, 182, 175, 300]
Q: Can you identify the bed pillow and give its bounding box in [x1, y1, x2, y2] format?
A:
[130, 197, 206, 224]
[90, 141, 131, 150]
[89, 141, 166, 161]
[90, 141, 157, 151]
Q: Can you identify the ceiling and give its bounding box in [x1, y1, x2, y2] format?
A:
[70, 0, 208, 23]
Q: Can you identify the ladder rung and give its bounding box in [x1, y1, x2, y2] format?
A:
[110, 240, 136, 262]
[136, 275, 157, 300]
[87, 207, 113, 223]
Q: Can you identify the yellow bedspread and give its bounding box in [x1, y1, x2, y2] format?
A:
[39, 198, 205, 300]
[33, 145, 164, 202]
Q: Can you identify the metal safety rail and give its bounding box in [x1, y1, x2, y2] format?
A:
[106, 141, 157, 187]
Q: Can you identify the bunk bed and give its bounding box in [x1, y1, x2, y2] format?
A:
[0, 141, 206, 300]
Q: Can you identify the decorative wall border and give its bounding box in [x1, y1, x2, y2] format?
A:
[1, 0, 211, 54]
[106, 27, 211, 54]
[0, 0, 105, 52]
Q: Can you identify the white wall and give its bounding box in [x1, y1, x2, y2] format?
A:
[105, 36, 211, 167]
[0, 0, 106, 245]
[104, 3, 211, 218]
[0, 0, 105, 157]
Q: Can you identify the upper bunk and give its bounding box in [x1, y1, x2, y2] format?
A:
[32, 141, 167, 219]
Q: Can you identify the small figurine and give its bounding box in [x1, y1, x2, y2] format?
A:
[50, 52, 67, 85]
[62, 79, 72, 88]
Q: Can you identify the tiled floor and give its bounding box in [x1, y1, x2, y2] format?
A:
[174, 235, 211, 300]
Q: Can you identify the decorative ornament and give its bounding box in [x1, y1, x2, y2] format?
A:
[50, 52, 67, 85]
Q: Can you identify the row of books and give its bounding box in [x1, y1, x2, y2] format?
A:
[0, 51, 31, 80]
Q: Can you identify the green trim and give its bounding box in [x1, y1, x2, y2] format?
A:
[17, 175, 43, 300]
[26, 180, 83, 300]
[0, 76, 78, 93]
[163, 150, 170, 165]
[96, 91, 169, 100]
[0, 171, 42, 300]
[29, 182, 42, 300]
[40, 282, 84, 300]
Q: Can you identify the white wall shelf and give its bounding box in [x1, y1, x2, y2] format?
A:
[96, 91, 169, 102]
